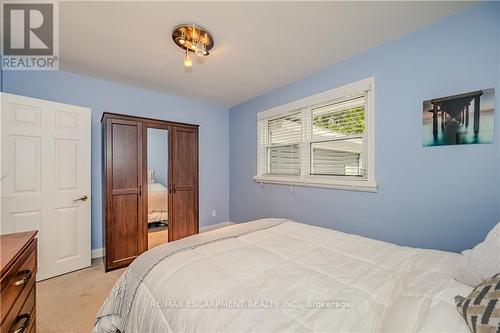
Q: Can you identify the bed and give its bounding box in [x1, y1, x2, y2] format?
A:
[93, 218, 472, 333]
[148, 183, 168, 223]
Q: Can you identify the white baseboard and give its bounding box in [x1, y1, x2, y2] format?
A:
[200, 221, 234, 232]
[91, 247, 104, 259]
[90, 221, 233, 259]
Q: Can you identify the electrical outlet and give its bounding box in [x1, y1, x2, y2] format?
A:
[212, 210, 216, 217]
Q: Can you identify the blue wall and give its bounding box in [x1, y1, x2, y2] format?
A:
[1, 70, 230, 250]
[2, 4, 499, 254]
[147, 128, 168, 186]
[229, 3, 500, 252]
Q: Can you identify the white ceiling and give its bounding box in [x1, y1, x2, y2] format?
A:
[60, 1, 473, 107]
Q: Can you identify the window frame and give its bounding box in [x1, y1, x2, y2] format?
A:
[254, 77, 377, 192]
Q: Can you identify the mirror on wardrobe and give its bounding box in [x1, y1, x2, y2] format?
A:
[147, 127, 169, 249]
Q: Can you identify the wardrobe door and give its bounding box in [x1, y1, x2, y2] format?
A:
[170, 126, 199, 241]
[104, 118, 145, 271]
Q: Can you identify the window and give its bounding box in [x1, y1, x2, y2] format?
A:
[259, 112, 302, 176]
[255, 77, 376, 192]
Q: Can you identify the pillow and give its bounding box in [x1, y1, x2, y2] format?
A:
[147, 169, 156, 184]
[455, 273, 500, 333]
[457, 222, 500, 287]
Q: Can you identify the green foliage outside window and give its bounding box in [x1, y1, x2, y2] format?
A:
[313, 107, 365, 135]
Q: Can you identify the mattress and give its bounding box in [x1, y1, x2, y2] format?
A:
[148, 183, 167, 223]
[94, 219, 471, 333]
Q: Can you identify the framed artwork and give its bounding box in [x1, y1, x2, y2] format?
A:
[423, 89, 494, 146]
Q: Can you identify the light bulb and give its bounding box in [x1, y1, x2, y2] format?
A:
[178, 38, 185, 45]
[195, 41, 204, 56]
[183, 51, 192, 68]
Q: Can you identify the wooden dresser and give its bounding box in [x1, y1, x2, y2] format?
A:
[1, 231, 37, 333]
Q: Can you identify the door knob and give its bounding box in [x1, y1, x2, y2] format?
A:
[73, 195, 88, 202]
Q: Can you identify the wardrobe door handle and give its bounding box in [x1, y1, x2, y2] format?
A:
[173, 184, 176, 193]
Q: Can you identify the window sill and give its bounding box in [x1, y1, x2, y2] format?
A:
[253, 176, 378, 192]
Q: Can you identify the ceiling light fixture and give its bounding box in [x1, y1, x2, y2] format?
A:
[172, 24, 214, 70]
[183, 50, 192, 68]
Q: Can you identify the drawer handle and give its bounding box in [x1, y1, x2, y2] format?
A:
[13, 270, 32, 286]
[10, 313, 30, 333]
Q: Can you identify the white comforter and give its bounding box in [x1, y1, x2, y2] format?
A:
[111, 220, 472, 332]
[148, 183, 168, 223]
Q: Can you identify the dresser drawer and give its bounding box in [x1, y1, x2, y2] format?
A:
[0, 240, 37, 327]
[2, 286, 36, 333]
[26, 312, 36, 333]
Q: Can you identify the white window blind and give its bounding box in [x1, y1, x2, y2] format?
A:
[260, 112, 302, 176]
[311, 95, 366, 177]
[256, 77, 376, 191]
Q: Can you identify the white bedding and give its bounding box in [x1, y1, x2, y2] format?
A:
[148, 183, 168, 223]
[101, 220, 472, 332]
[148, 183, 167, 192]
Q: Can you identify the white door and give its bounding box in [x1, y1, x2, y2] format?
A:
[1, 93, 91, 281]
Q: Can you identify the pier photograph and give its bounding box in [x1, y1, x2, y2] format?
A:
[423, 88, 494, 146]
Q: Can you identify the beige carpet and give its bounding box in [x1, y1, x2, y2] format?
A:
[148, 228, 168, 249]
[35, 223, 233, 332]
[36, 259, 125, 333]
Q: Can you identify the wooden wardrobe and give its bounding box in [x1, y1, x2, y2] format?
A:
[101, 113, 199, 271]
